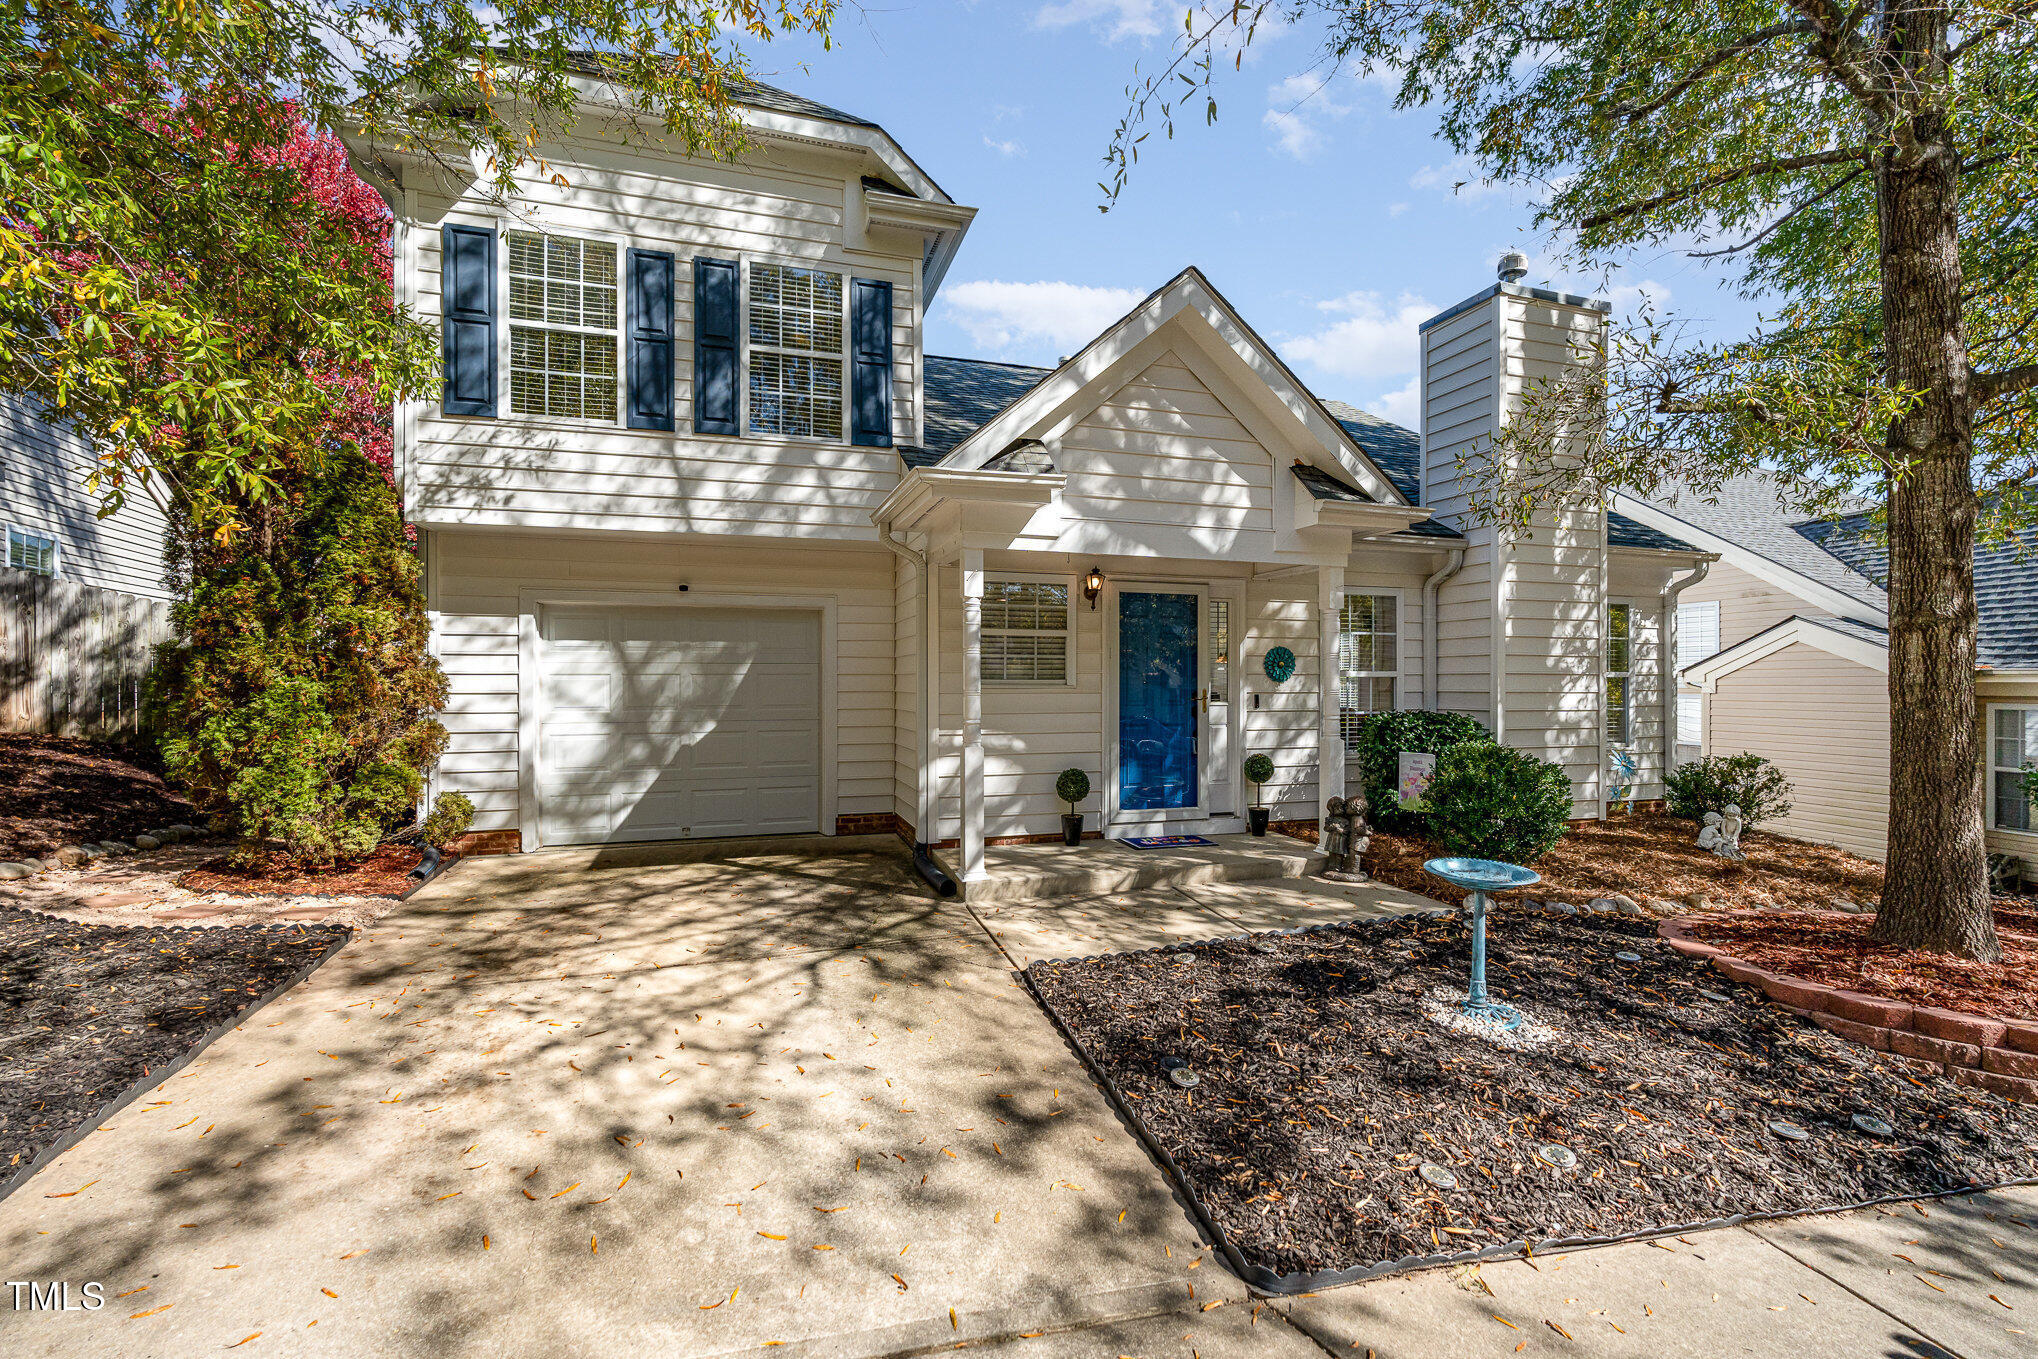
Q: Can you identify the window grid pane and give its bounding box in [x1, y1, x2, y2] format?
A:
[9, 527, 57, 575]
[1338, 593, 1398, 748]
[983, 581, 1070, 684]
[748, 263, 845, 439]
[506, 231, 618, 421]
[1607, 676, 1630, 744]
[1992, 708, 2036, 831]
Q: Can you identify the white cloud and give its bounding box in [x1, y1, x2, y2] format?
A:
[1281, 291, 1434, 381]
[982, 134, 1027, 158]
[1031, 0, 1166, 41]
[1386, 201, 1410, 217]
[1604, 279, 1672, 314]
[1409, 155, 1505, 203]
[1262, 72, 1352, 159]
[938, 279, 1145, 352]
[1369, 375, 1421, 427]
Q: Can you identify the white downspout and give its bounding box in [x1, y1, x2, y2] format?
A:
[1660, 559, 1713, 788]
[879, 527, 941, 868]
[1421, 549, 1466, 711]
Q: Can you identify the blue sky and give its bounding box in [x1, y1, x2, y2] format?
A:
[756, 1, 1765, 428]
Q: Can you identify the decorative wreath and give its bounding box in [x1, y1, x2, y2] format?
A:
[1262, 646, 1296, 683]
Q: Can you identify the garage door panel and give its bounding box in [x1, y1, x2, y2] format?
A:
[537, 605, 822, 846]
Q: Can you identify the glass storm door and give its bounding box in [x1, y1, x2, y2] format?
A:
[1118, 591, 1200, 813]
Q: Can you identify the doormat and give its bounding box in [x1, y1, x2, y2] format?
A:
[1120, 835, 1216, 850]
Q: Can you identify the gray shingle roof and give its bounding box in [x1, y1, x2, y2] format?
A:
[1629, 473, 1889, 612]
[1797, 511, 2038, 669]
[921, 355, 1052, 459]
[1292, 464, 1375, 504]
[1321, 400, 1420, 504]
[547, 51, 879, 128]
[1608, 512, 1698, 552]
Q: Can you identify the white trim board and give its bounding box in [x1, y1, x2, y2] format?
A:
[1681, 614, 1889, 691]
[1609, 492, 1888, 626]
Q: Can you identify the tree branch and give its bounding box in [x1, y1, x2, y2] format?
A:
[1580, 147, 1871, 229]
[1607, 21, 1820, 124]
[1976, 364, 2038, 405]
[1686, 166, 1867, 259]
[1783, 0, 1897, 116]
[1949, 2, 2038, 61]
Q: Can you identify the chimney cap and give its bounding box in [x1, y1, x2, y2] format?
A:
[1497, 251, 1529, 283]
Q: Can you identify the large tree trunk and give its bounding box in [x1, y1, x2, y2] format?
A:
[1866, 3, 1999, 961]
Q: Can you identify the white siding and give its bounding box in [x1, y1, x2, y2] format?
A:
[1707, 642, 1890, 860]
[404, 126, 922, 543]
[1684, 560, 1818, 652]
[1242, 576, 1322, 822]
[428, 530, 896, 839]
[1, 395, 170, 599]
[1420, 298, 1500, 729]
[892, 551, 923, 834]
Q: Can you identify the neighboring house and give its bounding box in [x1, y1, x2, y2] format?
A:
[1, 393, 172, 601]
[1615, 475, 2038, 871]
[343, 60, 1713, 882]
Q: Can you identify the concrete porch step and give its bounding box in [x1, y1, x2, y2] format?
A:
[933, 832, 1326, 904]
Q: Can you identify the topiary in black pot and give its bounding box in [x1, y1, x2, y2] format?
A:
[1242, 753, 1275, 836]
[1056, 768, 1091, 846]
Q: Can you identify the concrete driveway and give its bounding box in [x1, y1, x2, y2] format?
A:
[5, 841, 2033, 1358]
[0, 841, 1273, 1357]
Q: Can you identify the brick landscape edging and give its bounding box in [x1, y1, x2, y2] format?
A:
[1658, 913, 2038, 1103]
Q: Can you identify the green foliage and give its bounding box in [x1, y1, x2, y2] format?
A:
[0, 1, 838, 530]
[420, 792, 477, 848]
[149, 444, 449, 866]
[1348, 709, 1491, 832]
[1243, 753, 1275, 807]
[1425, 742, 1573, 867]
[1055, 768, 1091, 812]
[1665, 754, 1794, 829]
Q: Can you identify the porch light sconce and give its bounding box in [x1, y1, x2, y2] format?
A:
[1083, 567, 1104, 610]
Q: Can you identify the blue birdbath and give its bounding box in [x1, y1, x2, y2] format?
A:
[1422, 857, 1541, 1029]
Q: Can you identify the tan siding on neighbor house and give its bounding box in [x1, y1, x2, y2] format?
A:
[427, 530, 898, 840]
[401, 124, 921, 544]
[1684, 560, 1817, 653]
[1707, 641, 1890, 859]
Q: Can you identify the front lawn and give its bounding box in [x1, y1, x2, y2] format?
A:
[1363, 810, 1885, 912]
[1026, 910, 2038, 1284]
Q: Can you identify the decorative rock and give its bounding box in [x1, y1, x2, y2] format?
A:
[79, 845, 107, 861]
[132, 833, 162, 851]
[1768, 1120, 1810, 1142]
[1586, 898, 1616, 913]
[1685, 895, 1712, 912]
[1418, 1162, 1459, 1191]
[97, 840, 133, 856]
[52, 845, 88, 867]
[1647, 898, 1682, 915]
[1536, 1143, 1578, 1170]
[170, 823, 200, 838]
[1552, 902, 1579, 915]
[1851, 1113, 1895, 1138]
[1610, 894, 1639, 912]
[0, 862, 34, 880]
[1698, 989, 1733, 1003]
[1251, 942, 1279, 956]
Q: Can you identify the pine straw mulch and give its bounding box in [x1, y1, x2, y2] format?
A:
[0, 904, 347, 1192]
[0, 734, 198, 860]
[1026, 910, 2038, 1280]
[1695, 910, 2038, 1021]
[1362, 812, 1885, 912]
[177, 844, 441, 899]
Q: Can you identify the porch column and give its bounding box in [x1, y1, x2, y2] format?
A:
[1318, 565, 1346, 812]
[960, 548, 987, 883]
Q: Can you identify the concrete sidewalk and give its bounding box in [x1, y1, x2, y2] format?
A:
[0, 843, 2031, 1357]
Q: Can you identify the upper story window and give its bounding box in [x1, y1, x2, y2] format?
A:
[1607, 602, 1634, 745]
[7, 525, 57, 576]
[507, 231, 619, 421]
[748, 263, 846, 440]
[1992, 706, 2036, 833]
[1338, 592, 1399, 749]
[982, 579, 1069, 684]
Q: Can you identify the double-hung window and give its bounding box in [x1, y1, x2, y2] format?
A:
[748, 262, 845, 439]
[1337, 592, 1398, 748]
[1675, 599, 1718, 746]
[7, 525, 57, 576]
[981, 580, 1069, 684]
[1606, 602, 1634, 745]
[1992, 706, 2037, 833]
[507, 231, 619, 421]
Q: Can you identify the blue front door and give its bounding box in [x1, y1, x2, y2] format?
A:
[1119, 591, 1199, 812]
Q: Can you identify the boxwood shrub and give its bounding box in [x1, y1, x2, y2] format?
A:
[1664, 753, 1793, 827]
[1426, 741, 1573, 866]
[1349, 710, 1491, 831]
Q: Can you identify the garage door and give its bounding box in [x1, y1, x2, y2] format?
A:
[537, 605, 821, 845]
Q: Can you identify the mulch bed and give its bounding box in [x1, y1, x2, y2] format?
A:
[177, 843, 439, 898]
[1363, 811, 1886, 912]
[1026, 910, 2038, 1281]
[0, 904, 347, 1188]
[0, 734, 198, 859]
[1695, 909, 2038, 1021]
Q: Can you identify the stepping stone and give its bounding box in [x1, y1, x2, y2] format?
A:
[91, 892, 155, 908]
[157, 906, 231, 920]
[274, 907, 337, 921]
[0, 862, 35, 880]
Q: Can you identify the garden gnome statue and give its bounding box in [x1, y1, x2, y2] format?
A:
[1320, 789, 1371, 883]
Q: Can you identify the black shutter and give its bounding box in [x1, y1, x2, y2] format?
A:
[692, 257, 740, 435]
[440, 224, 496, 417]
[626, 248, 676, 432]
[850, 278, 893, 447]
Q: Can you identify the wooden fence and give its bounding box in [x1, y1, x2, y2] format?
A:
[0, 567, 171, 736]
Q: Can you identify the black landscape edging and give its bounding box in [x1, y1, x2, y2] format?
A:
[1018, 920, 2038, 1297]
[0, 926, 355, 1206]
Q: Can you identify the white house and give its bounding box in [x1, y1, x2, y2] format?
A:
[1, 394, 171, 601]
[344, 60, 1714, 884]
[1616, 476, 2038, 872]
